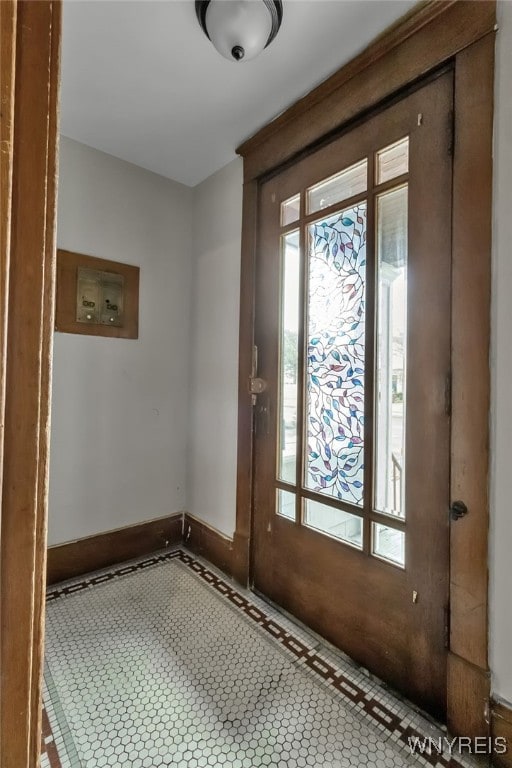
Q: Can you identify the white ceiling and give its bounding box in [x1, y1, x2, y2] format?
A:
[61, 0, 417, 187]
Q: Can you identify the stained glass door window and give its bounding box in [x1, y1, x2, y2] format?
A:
[275, 139, 410, 565]
[305, 205, 367, 507]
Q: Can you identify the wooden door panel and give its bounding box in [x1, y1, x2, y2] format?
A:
[253, 72, 453, 718]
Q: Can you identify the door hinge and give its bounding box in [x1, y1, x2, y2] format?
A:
[251, 344, 258, 379]
[448, 109, 455, 157]
[444, 602, 451, 649]
[250, 345, 258, 405]
[444, 371, 452, 416]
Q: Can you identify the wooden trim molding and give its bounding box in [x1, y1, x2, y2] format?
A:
[235, 0, 496, 739]
[184, 513, 234, 579]
[30, 1, 62, 763]
[446, 32, 495, 736]
[237, 0, 496, 181]
[0, 1, 17, 758]
[0, 2, 61, 766]
[47, 513, 235, 587]
[447, 653, 491, 739]
[233, 178, 258, 588]
[492, 700, 512, 768]
[0, 0, 16, 493]
[232, 530, 250, 587]
[47, 514, 183, 585]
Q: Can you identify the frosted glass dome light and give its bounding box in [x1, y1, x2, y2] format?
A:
[195, 0, 283, 63]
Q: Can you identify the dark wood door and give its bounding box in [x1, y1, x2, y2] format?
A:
[252, 72, 453, 718]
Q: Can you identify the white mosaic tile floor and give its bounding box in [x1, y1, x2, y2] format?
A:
[43, 549, 485, 768]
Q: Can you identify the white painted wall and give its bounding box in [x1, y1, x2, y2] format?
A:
[490, 0, 512, 706]
[187, 158, 243, 537]
[49, 137, 193, 545]
[52, 11, 512, 704]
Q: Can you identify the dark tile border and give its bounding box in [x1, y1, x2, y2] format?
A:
[41, 706, 63, 768]
[45, 548, 470, 768]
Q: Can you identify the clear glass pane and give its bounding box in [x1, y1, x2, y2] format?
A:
[376, 137, 409, 185]
[304, 499, 363, 549]
[305, 204, 367, 506]
[278, 231, 300, 483]
[281, 194, 300, 226]
[277, 489, 296, 521]
[374, 186, 408, 518]
[307, 159, 367, 215]
[372, 523, 405, 567]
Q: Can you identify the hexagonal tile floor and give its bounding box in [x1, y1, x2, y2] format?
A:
[42, 549, 480, 768]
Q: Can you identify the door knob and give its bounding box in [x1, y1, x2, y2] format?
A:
[249, 377, 267, 395]
[450, 500, 468, 521]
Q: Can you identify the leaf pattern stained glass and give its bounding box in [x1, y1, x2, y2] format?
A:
[305, 204, 367, 506]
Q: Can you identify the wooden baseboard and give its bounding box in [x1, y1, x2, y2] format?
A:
[492, 700, 512, 768]
[183, 513, 233, 579]
[232, 531, 250, 587]
[447, 652, 490, 738]
[47, 514, 183, 585]
[47, 513, 236, 585]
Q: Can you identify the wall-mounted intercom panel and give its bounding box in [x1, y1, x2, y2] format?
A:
[56, 250, 139, 339]
[76, 268, 125, 327]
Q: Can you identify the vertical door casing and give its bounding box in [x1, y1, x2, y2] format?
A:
[0, 2, 61, 766]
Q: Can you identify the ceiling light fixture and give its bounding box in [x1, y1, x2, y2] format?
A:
[195, 0, 283, 63]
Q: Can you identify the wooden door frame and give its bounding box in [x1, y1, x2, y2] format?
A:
[0, 1, 61, 766]
[234, 0, 496, 738]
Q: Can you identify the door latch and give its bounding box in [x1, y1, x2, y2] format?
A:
[249, 345, 267, 402]
[450, 500, 468, 521]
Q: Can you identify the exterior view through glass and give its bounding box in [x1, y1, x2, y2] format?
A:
[277, 143, 408, 567]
